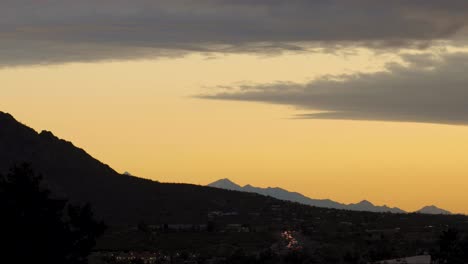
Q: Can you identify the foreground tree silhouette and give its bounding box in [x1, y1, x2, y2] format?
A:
[432, 228, 468, 264]
[0, 164, 106, 264]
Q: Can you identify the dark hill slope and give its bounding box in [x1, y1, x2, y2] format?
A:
[0, 112, 284, 224]
[2, 111, 467, 232]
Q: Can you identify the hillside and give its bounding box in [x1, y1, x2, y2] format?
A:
[0, 111, 291, 224]
[3, 111, 468, 262]
[0, 111, 462, 229]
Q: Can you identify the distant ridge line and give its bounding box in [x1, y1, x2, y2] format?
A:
[208, 178, 452, 215]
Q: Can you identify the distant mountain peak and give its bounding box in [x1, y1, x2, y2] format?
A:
[207, 179, 416, 214]
[417, 205, 451, 215]
[216, 178, 237, 185]
[220, 178, 233, 182]
[208, 178, 242, 191]
[210, 179, 452, 215]
[357, 200, 374, 206]
[347, 200, 406, 213]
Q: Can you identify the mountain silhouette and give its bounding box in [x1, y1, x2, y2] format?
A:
[0, 111, 454, 225]
[209, 178, 243, 191]
[0, 111, 299, 224]
[209, 178, 347, 210]
[417, 205, 452, 215]
[208, 179, 450, 214]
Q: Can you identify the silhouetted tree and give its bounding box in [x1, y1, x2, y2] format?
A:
[137, 220, 150, 233]
[0, 164, 106, 264]
[226, 248, 256, 264]
[257, 248, 277, 264]
[432, 228, 468, 264]
[207, 220, 216, 232]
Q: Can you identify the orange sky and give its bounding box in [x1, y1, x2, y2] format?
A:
[2, 51, 467, 214]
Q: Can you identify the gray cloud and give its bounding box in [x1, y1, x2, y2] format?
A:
[201, 52, 468, 125]
[2, 0, 468, 66]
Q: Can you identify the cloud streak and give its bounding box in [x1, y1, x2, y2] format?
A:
[202, 52, 468, 125]
[2, 0, 468, 66]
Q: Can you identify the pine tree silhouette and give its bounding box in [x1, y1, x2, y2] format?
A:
[0, 164, 106, 264]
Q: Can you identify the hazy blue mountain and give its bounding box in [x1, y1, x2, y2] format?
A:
[347, 200, 406, 213]
[242, 183, 347, 210]
[208, 179, 438, 214]
[209, 179, 344, 209]
[208, 178, 243, 191]
[417, 205, 452, 215]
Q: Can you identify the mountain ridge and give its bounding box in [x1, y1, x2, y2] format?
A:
[417, 205, 451, 215]
[0, 111, 303, 225]
[208, 178, 451, 214]
[0, 111, 454, 224]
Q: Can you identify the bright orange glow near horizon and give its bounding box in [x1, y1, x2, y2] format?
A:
[2, 52, 468, 214]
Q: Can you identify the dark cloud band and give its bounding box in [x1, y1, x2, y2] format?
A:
[201, 52, 468, 125]
[2, 0, 468, 66]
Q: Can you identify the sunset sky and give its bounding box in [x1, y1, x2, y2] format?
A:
[2, 1, 468, 214]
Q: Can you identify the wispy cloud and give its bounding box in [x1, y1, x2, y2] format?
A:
[201, 52, 468, 125]
[2, 1, 468, 66]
